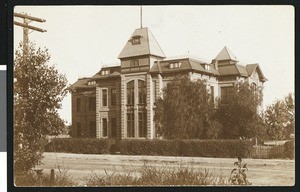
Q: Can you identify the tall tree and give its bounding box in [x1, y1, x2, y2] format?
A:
[214, 82, 263, 139]
[154, 75, 217, 139]
[264, 93, 294, 141]
[14, 43, 68, 174]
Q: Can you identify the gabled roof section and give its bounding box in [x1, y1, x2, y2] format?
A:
[246, 64, 268, 82]
[118, 27, 165, 59]
[215, 46, 238, 61]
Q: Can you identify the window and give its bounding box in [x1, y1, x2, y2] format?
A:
[210, 86, 214, 104]
[205, 64, 210, 70]
[111, 88, 116, 106]
[101, 70, 110, 75]
[138, 111, 147, 137]
[127, 113, 135, 137]
[77, 122, 82, 137]
[90, 121, 96, 138]
[89, 97, 96, 111]
[102, 118, 108, 137]
[111, 118, 116, 138]
[169, 62, 181, 69]
[127, 81, 134, 105]
[102, 89, 107, 107]
[221, 86, 233, 104]
[88, 81, 96, 86]
[138, 80, 146, 104]
[130, 60, 139, 67]
[132, 36, 141, 45]
[76, 98, 81, 112]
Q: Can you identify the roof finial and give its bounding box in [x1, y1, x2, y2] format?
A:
[140, 6, 143, 28]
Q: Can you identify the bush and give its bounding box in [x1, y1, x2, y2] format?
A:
[119, 139, 252, 158]
[45, 138, 115, 154]
[179, 140, 252, 158]
[284, 140, 294, 159]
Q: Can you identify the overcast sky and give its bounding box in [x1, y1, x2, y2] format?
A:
[13, 6, 294, 124]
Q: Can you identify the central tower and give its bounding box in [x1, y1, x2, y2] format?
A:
[118, 27, 165, 139]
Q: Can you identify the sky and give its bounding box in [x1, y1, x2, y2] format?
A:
[13, 6, 294, 124]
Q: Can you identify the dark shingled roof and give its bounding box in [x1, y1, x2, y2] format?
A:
[91, 65, 121, 79]
[71, 78, 94, 89]
[150, 58, 219, 75]
[246, 64, 268, 82]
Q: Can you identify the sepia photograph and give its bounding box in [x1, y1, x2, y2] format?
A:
[13, 5, 294, 187]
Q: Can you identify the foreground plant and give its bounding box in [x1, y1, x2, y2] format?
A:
[84, 164, 227, 186]
[229, 158, 251, 185]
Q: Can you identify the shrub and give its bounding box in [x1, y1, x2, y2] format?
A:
[119, 139, 252, 158]
[179, 139, 252, 158]
[45, 138, 115, 154]
[284, 140, 294, 159]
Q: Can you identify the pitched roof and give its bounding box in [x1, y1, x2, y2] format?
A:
[71, 78, 93, 89]
[215, 46, 238, 61]
[118, 27, 165, 59]
[150, 58, 219, 75]
[246, 64, 268, 82]
[91, 65, 121, 79]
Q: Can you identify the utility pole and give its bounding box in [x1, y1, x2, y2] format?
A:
[140, 6, 143, 28]
[14, 12, 47, 54]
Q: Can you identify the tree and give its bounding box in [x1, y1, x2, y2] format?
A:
[264, 93, 294, 141]
[14, 42, 68, 174]
[214, 82, 263, 139]
[154, 75, 217, 139]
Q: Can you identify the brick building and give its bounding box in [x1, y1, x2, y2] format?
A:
[70, 27, 267, 139]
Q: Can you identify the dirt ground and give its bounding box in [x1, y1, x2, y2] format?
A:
[37, 152, 295, 186]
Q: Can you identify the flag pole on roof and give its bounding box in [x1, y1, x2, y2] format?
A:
[140, 6, 143, 28]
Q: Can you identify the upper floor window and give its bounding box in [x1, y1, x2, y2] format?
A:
[132, 36, 141, 45]
[130, 60, 139, 67]
[221, 86, 233, 104]
[111, 88, 116, 106]
[101, 69, 110, 75]
[127, 81, 134, 105]
[76, 98, 81, 112]
[89, 97, 96, 111]
[102, 89, 108, 107]
[169, 62, 181, 69]
[138, 80, 146, 104]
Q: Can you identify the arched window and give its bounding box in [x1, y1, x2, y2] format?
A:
[127, 81, 134, 105]
[138, 80, 146, 104]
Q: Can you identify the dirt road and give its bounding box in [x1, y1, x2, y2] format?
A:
[37, 152, 295, 186]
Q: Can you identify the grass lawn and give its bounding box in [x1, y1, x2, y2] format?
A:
[36, 152, 295, 186]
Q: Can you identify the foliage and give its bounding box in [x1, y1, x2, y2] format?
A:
[14, 43, 68, 174]
[214, 81, 263, 139]
[284, 140, 294, 159]
[45, 138, 116, 154]
[229, 158, 251, 185]
[118, 139, 252, 158]
[14, 168, 76, 187]
[154, 75, 216, 139]
[84, 164, 227, 186]
[264, 93, 294, 140]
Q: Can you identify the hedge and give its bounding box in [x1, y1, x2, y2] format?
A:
[284, 140, 294, 159]
[119, 139, 252, 158]
[45, 138, 115, 154]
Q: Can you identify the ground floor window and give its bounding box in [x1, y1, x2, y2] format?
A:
[127, 113, 134, 137]
[90, 121, 96, 138]
[77, 122, 81, 137]
[138, 111, 147, 137]
[111, 118, 116, 138]
[102, 118, 108, 137]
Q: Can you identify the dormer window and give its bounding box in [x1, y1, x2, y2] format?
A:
[204, 64, 210, 70]
[130, 60, 139, 67]
[87, 81, 96, 86]
[169, 62, 181, 69]
[132, 35, 141, 45]
[101, 69, 110, 75]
